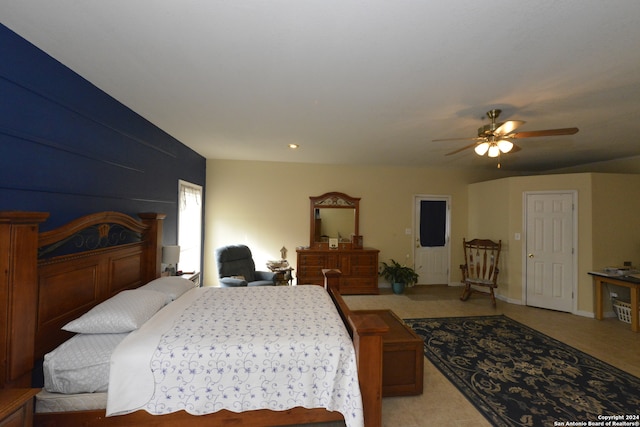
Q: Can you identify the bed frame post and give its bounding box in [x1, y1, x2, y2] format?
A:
[0, 211, 49, 389]
[348, 313, 388, 427]
[138, 213, 166, 283]
[322, 268, 341, 291]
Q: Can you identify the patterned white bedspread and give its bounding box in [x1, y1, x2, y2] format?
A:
[107, 286, 363, 427]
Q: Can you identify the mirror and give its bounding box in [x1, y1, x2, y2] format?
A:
[314, 209, 356, 242]
[309, 192, 360, 247]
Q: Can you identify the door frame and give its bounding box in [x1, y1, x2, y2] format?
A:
[521, 190, 578, 313]
[413, 194, 451, 285]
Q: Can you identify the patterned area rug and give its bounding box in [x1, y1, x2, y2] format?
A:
[404, 315, 640, 427]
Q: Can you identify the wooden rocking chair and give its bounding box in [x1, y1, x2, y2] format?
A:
[459, 238, 502, 306]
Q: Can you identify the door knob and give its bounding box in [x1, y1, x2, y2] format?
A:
[528, 253, 534, 258]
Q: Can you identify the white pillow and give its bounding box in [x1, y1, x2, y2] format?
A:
[62, 289, 166, 334]
[44, 333, 128, 394]
[139, 276, 195, 304]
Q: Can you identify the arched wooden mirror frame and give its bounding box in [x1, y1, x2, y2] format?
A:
[309, 192, 360, 249]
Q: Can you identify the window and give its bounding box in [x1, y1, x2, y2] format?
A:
[178, 180, 203, 273]
[419, 200, 447, 247]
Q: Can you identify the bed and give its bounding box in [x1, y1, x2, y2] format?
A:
[0, 211, 387, 427]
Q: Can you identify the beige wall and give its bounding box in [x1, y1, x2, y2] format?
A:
[591, 174, 640, 268]
[468, 173, 640, 315]
[466, 178, 512, 288]
[590, 173, 640, 304]
[204, 158, 640, 317]
[204, 159, 500, 286]
[551, 155, 640, 174]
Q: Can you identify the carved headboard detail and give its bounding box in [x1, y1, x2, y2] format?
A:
[34, 212, 165, 360]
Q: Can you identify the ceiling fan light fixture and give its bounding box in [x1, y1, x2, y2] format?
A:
[474, 142, 490, 156]
[438, 108, 578, 159]
[497, 139, 513, 153]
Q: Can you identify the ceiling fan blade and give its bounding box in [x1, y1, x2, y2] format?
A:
[494, 120, 525, 136]
[509, 127, 579, 139]
[432, 136, 481, 142]
[445, 142, 478, 156]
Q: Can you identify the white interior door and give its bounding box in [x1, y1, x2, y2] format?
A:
[414, 196, 450, 285]
[525, 192, 575, 312]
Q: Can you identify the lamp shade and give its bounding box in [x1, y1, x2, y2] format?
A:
[487, 144, 500, 158]
[497, 139, 513, 153]
[162, 245, 180, 265]
[474, 142, 490, 156]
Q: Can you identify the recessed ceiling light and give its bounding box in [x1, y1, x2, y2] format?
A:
[288, 144, 299, 149]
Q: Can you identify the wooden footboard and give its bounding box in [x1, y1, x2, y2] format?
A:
[35, 407, 344, 427]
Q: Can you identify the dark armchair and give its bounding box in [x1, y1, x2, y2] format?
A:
[215, 244, 276, 287]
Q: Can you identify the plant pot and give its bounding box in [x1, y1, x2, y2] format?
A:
[392, 282, 406, 294]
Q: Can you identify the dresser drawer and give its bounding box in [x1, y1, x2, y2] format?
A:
[350, 253, 377, 265]
[297, 254, 326, 266]
[351, 261, 377, 275]
[296, 248, 379, 294]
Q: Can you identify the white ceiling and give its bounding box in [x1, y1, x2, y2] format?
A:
[2, 0, 640, 172]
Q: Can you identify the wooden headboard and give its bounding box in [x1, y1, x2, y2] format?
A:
[0, 211, 165, 388]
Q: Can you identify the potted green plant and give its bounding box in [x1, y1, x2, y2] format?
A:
[379, 259, 419, 294]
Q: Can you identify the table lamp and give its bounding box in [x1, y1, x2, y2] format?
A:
[162, 245, 180, 276]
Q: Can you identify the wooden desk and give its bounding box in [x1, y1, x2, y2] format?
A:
[589, 271, 640, 332]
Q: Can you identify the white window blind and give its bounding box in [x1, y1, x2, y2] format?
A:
[178, 180, 203, 273]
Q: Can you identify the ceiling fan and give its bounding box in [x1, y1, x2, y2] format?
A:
[434, 109, 579, 167]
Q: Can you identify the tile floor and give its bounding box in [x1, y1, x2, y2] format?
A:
[312, 285, 640, 427]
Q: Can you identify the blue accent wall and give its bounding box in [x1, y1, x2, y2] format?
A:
[0, 24, 205, 244]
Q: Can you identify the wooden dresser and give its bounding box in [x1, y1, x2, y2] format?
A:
[296, 247, 379, 294]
